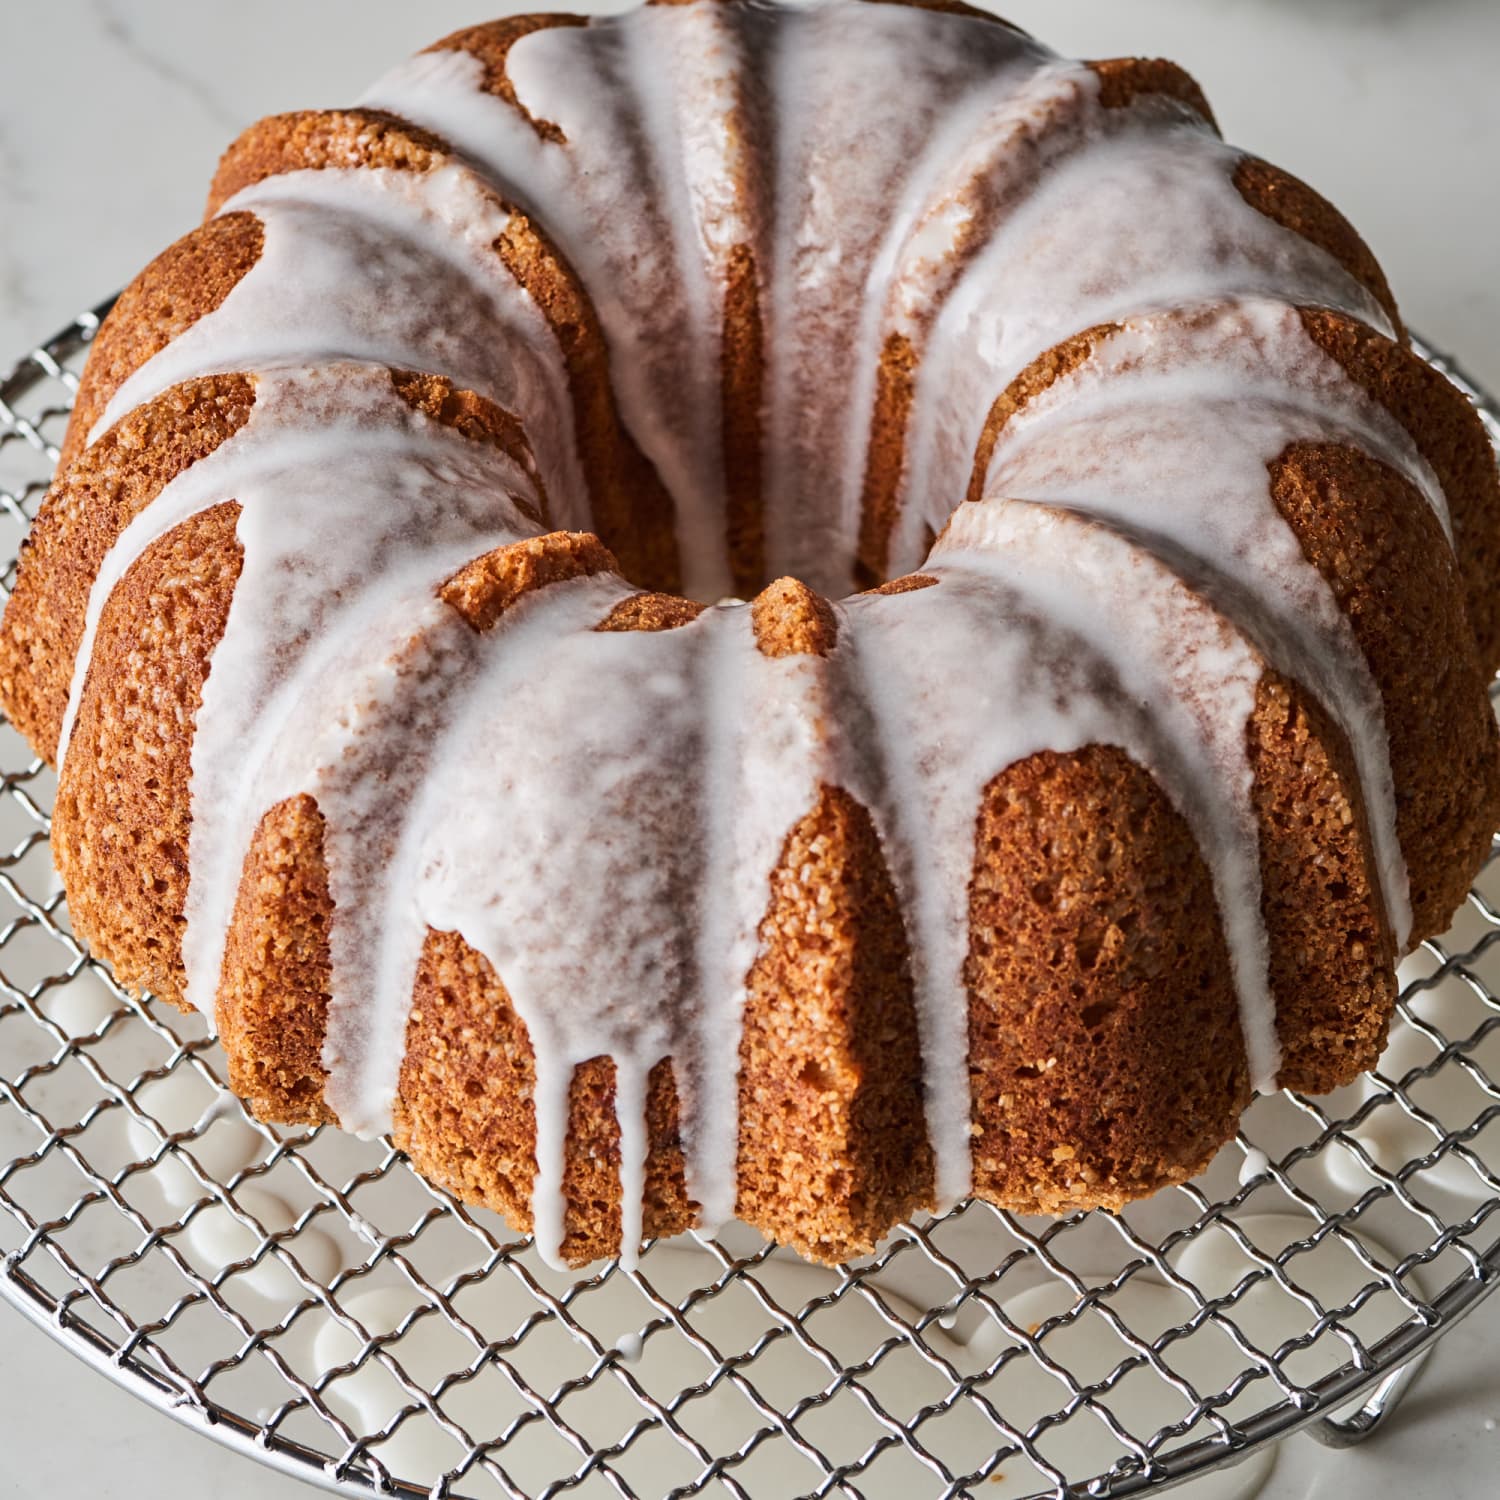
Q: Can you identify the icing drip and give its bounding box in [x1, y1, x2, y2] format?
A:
[755, 6, 1049, 592]
[362, 10, 751, 600]
[974, 299, 1444, 951]
[362, 4, 1049, 598]
[924, 507, 1278, 1095]
[413, 577, 711, 1264]
[888, 114, 1397, 574]
[59, 0, 1436, 1260]
[412, 588, 833, 1254]
[62, 364, 548, 1051]
[827, 507, 1275, 1206]
[90, 166, 589, 525]
[367, 6, 1394, 600]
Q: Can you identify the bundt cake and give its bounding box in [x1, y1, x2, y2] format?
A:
[3, 0, 1498, 1268]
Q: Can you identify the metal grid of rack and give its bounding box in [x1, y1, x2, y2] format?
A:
[1, 305, 1499, 1500]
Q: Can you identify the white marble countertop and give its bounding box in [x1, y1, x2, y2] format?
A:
[1, 2, 1499, 1497]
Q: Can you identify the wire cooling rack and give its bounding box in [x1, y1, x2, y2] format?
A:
[2, 306, 1500, 1500]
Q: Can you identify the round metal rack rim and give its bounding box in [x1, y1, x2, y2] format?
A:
[0, 299, 1498, 1500]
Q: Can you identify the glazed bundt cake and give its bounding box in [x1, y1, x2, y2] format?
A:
[3, 0, 1498, 1267]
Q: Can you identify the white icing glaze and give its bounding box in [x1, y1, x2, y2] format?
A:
[63, 368, 547, 1078]
[976, 298, 1441, 951]
[58, 0, 1442, 1262]
[91, 166, 589, 525]
[42, 966, 120, 1039]
[361, 17, 742, 599]
[1239, 1146, 1272, 1187]
[310, 1248, 957, 1491]
[184, 1186, 342, 1303]
[1325, 985, 1500, 1199]
[1171, 1211, 1420, 1395]
[412, 583, 835, 1251]
[855, 505, 1277, 1151]
[889, 118, 1397, 573]
[753, 7, 1050, 593]
[122, 1071, 265, 1208]
[364, 5, 1048, 598]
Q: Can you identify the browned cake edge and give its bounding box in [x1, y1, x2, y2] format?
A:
[963, 586, 1396, 1212]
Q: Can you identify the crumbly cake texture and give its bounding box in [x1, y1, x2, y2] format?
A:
[2, 0, 1498, 1266]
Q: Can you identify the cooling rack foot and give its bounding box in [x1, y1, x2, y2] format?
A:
[1303, 1352, 1429, 1449]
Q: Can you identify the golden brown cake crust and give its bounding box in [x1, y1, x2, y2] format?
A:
[389, 370, 548, 521]
[1250, 676, 1396, 1092]
[55, 501, 243, 1009]
[491, 209, 682, 592]
[966, 744, 1252, 1213]
[430, 17, 768, 597]
[395, 932, 548, 1238]
[1089, 58, 1217, 130]
[957, 302, 1500, 958]
[855, 56, 1217, 586]
[98, 105, 684, 596]
[440, 531, 617, 632]
[1298, 307, 1500, 671]
[219, 794, 337, 1125]
[722, 243, 768, 598]
[738, 784, 934, 1261]
[1234, 159, 1401, 337]
[751, 576, 839, 658]
[424, 16, 587, 144]
[966, 324, 1115, 507]
[1269, 436, 1500, 940]
[858, 0, 1026, 31]
[857, 331, 919, 588]
[863, 572, 939, 597]
[395, 930, 696, 1265]
[206, 109, 452, 215]
[0, 374, 256, 762]
[63, 216, 264, 475]
[596, 592, 707, 633]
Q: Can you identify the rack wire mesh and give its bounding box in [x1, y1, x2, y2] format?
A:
[1, 304, 1499, 1500]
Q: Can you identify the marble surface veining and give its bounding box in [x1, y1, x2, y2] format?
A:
[1, 2, 1498, 1498]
